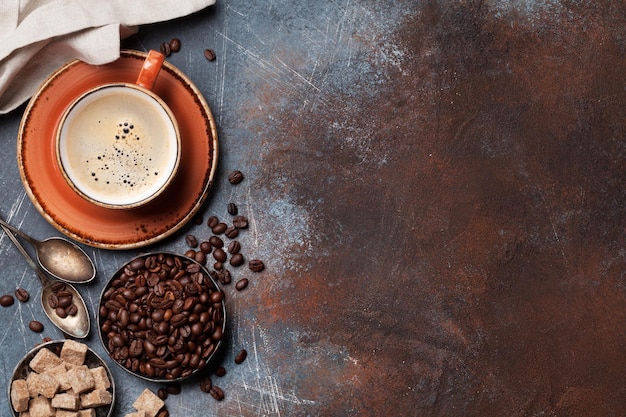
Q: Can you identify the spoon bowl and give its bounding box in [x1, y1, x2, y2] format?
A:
[0, 218, 95, 283]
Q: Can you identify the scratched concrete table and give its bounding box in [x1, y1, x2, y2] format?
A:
[1, 1, 625, 416]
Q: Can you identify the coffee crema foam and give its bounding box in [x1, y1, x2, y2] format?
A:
[58, 86, 179, 207]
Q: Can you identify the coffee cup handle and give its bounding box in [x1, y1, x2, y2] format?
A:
[136, 50, 165, 90]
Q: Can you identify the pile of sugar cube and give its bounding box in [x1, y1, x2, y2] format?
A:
[10, 340, 112, 417]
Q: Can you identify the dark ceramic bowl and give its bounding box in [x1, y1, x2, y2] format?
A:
[97, 252, 226, 382]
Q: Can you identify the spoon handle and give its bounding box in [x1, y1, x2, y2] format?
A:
[0, 217, 36, 244]
[0, 224, 48, 285]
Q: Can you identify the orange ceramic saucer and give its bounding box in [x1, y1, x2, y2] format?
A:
[17, 50, 218, 250]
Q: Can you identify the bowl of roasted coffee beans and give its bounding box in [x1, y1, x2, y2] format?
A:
[98, 252, 226, 382]
[9, 339, 115, 417]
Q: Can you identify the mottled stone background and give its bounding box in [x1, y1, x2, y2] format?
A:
[0, 1, 624, 416]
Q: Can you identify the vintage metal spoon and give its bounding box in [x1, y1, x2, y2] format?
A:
[0, 218, 95, 283]
[0, 224, 90, 338]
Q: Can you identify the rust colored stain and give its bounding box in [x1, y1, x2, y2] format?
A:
[238, 1, 625, 416]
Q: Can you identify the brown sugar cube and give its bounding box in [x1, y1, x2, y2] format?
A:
[77, 409, 96, 417]
[66, 365, 95, 394]
[51, 392, 80, 410]
[61, 340, 88, 366]
[56, 409, 79, 417]
[80, 389, 112, 408]
[29, 348, 63, 374]
[26, 372, 59, 399]
[125, 411, 146, 417]
[90, 366, 111, 390]
[28, 396, 55, 417]
[132, 388, 165, 417]
[44, 362, 71, 391]
[10, 378, 29, 412]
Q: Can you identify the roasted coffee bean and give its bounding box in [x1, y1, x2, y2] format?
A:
[209, 236, 223, 248]
[185, 234, 198, 248]
[217, 269, 231, 285]
[170, 38, 181, 52]
[215, 366, 227, 377]
[56, 307, 67, 318]
[199, 241, 212, 254]
[248, 259, 265, 272]
[199, 376, 212, 393]
[204, 48, 216, 61]
[224, 226, 239, 239]
[195, 251, 207, 265]
[0, 294, 14, 307]
[184, 249, 196, 259]
[158, 387, 168, 400]
[232, 215, 249, 229]
[210, 385, 224, 401]
[228, 170, 244, 184]
[207, 215, 219, 228]
[235, 278, 249, 291]
[29, 320, 44, 333]
[235, 348, 248, 364]
[230, 253, 244, 267]
[15, 288, 29, 302]
[156, 409, 170, 417]
[192, 213, 204, 225]
[66, 304, 78, 316]
[166, 383, 181, 395]
[213, 248, 227, 263]
[227, 203, 238, 215]
[227, 241, 241, 254]
[212, 222, 228, 235]
[51, 282, 66, 292]
[160, 41, 171, 56]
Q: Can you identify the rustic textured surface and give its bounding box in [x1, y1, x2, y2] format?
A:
[0, 1, 624, 415]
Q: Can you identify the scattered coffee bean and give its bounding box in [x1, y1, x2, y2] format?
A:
[227, 203, 238, 215]
[29, 320, 44, 333]
[224, 226, 239, 239]
[158, 388, 168, 400]
[169, 38, 181, 52]
[215, 366, 227, 377]
[213, 261, 223, 271]
[235, 278, 248, 291]
[213, 248, 227, 263]
[184, 249, 196, 259]
[0, 294, 14, 307]
[99, 254, 225, 380]
[166, 383, 181, 395]
[199, 241, 212, 254]
[232, 215, 249, 229]
[228, 241, 241, 254]
[207, 215, 219, 228]
[210, 385, 224, 401]
[235, 348, 248, 364]
[209, 236, 224, 248]
[212, 222, 228, 235]
[248, 259, 265, 272]
[199, 376, 213, 393]
[160, 41, 171, 57]
[185, 234, 199, 248]
[230, 253, 244, 267]
[204, 48, 216, 61]
[15, 288, 29, 302]
[156, 409, 170, 417]
[228, 170, 244, 184]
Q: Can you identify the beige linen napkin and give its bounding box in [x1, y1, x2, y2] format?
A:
[0, 0, 216, 114]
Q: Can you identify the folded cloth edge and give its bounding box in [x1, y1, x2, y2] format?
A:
[0, 0, 216, 115]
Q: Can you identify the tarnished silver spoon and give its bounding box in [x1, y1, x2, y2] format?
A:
[0, 218, 95, 283]
[0, 223, 90, 338]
